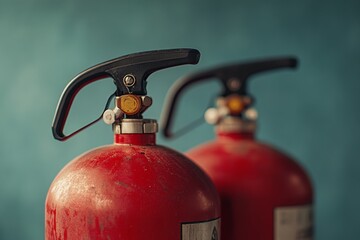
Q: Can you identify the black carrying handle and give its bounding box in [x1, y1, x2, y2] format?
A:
[52, 48, 200, 141]
[161, 57, 298, 138]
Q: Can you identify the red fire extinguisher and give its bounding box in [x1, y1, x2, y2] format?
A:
[161, 57, 313, 240]
[46, 49, 221, 240]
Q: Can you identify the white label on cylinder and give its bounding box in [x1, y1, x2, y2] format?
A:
[274, 205, 313, 240]
[182, 218, 221, 240]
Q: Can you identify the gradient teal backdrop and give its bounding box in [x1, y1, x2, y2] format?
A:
[0, 0, 359, 239]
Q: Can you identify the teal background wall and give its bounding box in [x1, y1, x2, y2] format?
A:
[0, 0, 359, 239]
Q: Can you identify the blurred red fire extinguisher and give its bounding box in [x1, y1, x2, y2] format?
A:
[161, 57, 313, 240]
[46, 49, 221, 240]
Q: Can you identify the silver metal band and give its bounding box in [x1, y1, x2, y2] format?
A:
[216, 117, 256, 133]
[113, 119, 158, 134]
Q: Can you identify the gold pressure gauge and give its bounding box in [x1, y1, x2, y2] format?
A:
[118, 94, 142, 115]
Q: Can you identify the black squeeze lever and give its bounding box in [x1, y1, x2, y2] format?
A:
[52, 48, 200, 141]
[161, 57, 298, 138]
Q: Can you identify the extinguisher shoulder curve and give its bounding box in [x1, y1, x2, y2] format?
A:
[256, 140, 313, 175]
[46, 143, 221, 214]
[187, 140, 314, 203]
[155, 143, 222, 196]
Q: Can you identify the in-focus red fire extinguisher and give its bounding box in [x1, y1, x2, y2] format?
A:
[46, 49, 221, 240]
[161, 57, 313, 240]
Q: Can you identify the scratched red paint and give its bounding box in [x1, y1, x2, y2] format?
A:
[45, 133, 220, 239]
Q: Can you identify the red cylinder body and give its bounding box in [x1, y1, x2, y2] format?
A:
[187, 131, 313, 240]
[45, 133, 221, 240]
